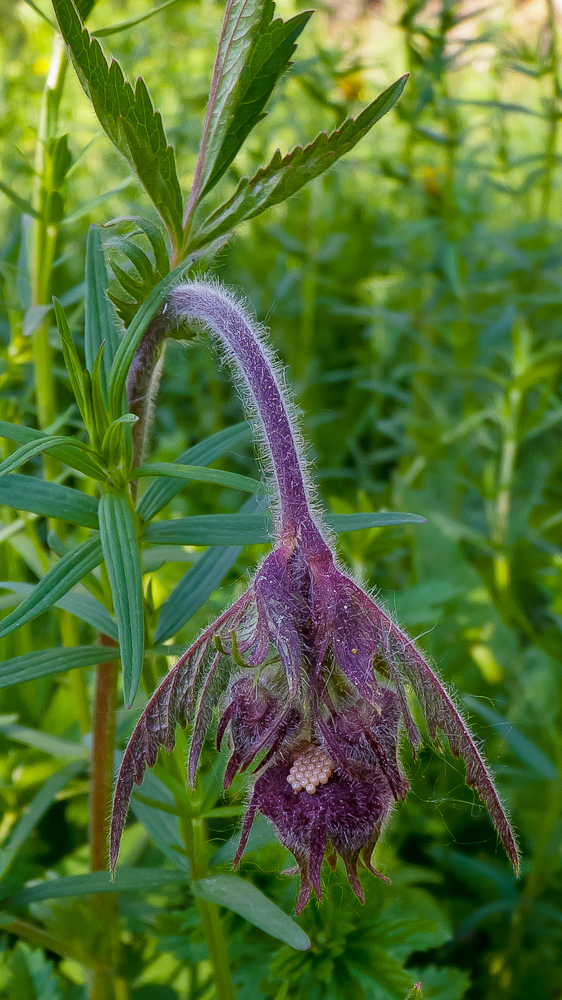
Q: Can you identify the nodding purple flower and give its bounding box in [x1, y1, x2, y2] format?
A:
[110, 280, 520, 907]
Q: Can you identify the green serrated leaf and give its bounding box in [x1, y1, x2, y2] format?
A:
[201, 4, 313, 196]
[0, 645, 120, 690]
[84, 224, 121, 398]
[192, 874, 310, 950]
[52, 0, 183, 244]
[0, 580, 116, 638]
[134, 462, 264, 494]
[0, 474, 99, 527]
[98, 492, 144, 706]
[0, 537, 103, 640]
[106, 216, 170, 278]
[137, 421, 251, 521]
[107, 236, 154, 282]
[191, 74, 408, 247]
[109, 257, 148, 299]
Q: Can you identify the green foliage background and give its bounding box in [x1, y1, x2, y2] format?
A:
[1, 0, 561, 998]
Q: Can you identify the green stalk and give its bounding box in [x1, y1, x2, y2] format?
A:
[541, 0, 561, 218]
[170, 751, 235, 1000]
[143, 658, 235, 1000]
[30, 33, 67, 474]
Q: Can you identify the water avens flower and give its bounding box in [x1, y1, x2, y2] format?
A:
[110, 279, 519, 907]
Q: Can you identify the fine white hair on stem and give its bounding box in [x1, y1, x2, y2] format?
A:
[166, 278, 331, 547]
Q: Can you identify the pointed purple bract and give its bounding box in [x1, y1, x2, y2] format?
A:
[110, 279, 520, 900]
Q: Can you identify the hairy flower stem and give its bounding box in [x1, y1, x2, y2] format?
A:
[126, 315, 169, 472]
[167, 283, 325, 551]
[90, 636, 120, 1000]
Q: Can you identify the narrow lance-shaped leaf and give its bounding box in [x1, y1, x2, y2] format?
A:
[137, 421, 251, 521]
[0, 580, 116, 638]
[53, 297, 89, 427]
[144, 512, 270, 546]
[144, 510, 426, 546]
[92, 0, 183, 38]
[200, 2, 313, 197]
[129, 769, 190, 872]
[52, 0, 184, 246]
[0, 537, 103, 640]
[84, 224, 121, 397]
[0, 474, 99, 527]
[0, 868, 190, 908]
[0, 420, 106, 480]
[155, 494, 267, 642]
[0, 646, 120, 691]
[0, 435, 100, 479]
[134, 462, 264, 494]
[190, 75, 408, 248]
[98, 492, 144, 706]
[156, 543, 244, 643]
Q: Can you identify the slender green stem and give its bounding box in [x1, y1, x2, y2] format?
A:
[144, 658, 234, 1000]
[2, 917, 110, 975]
[541, 0, 560, 218]
[172, 752, 235, 1000]
[30, 34, 67, 472]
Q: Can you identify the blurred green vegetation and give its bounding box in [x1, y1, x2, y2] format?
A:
[1, 0, 562, 998]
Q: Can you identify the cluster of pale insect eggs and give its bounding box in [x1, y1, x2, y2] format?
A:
[287, 742, 334, 794]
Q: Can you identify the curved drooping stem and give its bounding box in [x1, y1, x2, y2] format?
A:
[165, 281, 326, 552]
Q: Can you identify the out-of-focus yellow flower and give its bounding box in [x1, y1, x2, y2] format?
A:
[33, 56, 50, 75]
